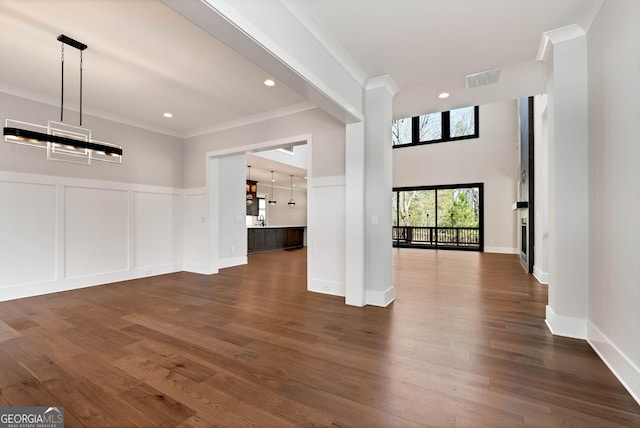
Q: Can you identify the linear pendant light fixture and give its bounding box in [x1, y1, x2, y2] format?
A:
[268, 171, 277, 205]
[288, 175, 295, 207]
[3, 34, 123, 165]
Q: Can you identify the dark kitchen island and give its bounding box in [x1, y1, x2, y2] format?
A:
[247, 226, 306, 254]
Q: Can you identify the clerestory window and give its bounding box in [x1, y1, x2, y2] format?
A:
[392, 105, 479, 148]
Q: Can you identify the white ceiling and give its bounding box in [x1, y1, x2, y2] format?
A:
[0, 0, 604, 136]
[246, 153, 307, 191]
[300, 0, 604, 117]
[0, 0, 306, 136]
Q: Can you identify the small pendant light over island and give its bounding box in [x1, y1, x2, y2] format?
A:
[268, 170, 277, 205]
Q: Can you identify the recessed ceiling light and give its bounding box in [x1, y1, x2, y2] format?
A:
[163, 112, 173, 118]
[438, 92, 450, 99]
[264, 79, 275, 87]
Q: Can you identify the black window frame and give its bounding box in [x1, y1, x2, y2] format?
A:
[392, 105, 479, 149]
[392, 182, 484, 252]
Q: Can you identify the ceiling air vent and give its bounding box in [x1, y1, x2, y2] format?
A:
[465, 68, 501, 88]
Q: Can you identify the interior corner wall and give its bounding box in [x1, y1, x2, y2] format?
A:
[586, 0, 640, 404]
[392, 100, 519, 254]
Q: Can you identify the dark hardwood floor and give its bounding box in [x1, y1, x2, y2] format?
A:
[0, 248, 638, 427]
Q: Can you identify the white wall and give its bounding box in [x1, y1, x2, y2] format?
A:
[184, 108, 344, 187]
[0, 172, 183, 302]
[216, 154, 248, 269]
[0, 92, 184, 188]
[184, 108, 347, 298]
[587, 0, 640, 403]
[392, 100, 519, 253]
[182, 188, 208, 274]
[308, 176, 345, 297]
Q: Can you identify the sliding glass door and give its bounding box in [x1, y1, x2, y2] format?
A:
[393, 183, 483, 251]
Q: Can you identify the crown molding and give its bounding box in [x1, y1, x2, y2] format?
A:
[365, 75, 400, 97]
[0, 83, 182, 138]
[536, 24, 586, 62]
[184, 101, 318, 139]
[1, 83, 322, 141]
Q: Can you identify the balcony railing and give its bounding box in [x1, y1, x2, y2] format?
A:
[392, 226, 480, 250]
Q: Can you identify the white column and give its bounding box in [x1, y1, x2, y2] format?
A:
[207, 157, 220, 275]
[538, 25, 589, 338]
[363, 76, 398, 307]
[345, 121, 366, 306]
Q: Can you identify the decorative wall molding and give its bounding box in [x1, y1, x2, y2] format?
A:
[0, 172, 183, 302]
[205, 134, 313, 159]
[533, 265, 549, 284]
[366, 286, 395, 307]
[218, 256, 248, 270]
[545, 305, 586, 339]
[308, 279, 345, 297]
[588, 321, 640, 406]
[536, 24, 586, 62]
[0, 84, 181, 138]
[484, 246, 519, 254]
[366, 75, 400, 98]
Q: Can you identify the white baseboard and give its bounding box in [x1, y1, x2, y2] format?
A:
[484, 246, 519, 254]
[218, 256, 248, 269]
[533, 265, 549, 284]
[588, 321, 640, 406]
[182, 263, 216, 275]
[545, 305, 586, 339]
[366, 286, 395, 307]
[308, 279, 345, 297]
[0, 263, 182, 303]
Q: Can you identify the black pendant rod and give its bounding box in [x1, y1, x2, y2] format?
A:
[57, 34, 88, 126]
[80, 50, 83, 125]
[60, 43, 64, 122]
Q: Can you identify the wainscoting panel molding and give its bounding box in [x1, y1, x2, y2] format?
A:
[0, 172, 184, 302]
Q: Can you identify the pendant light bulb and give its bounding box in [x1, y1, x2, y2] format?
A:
[268, 170, 277, 205]
[288, 175, 295, 206]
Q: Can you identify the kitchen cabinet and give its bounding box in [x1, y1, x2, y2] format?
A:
[246, 180, 258, 216]
[247, 226, 305, 253]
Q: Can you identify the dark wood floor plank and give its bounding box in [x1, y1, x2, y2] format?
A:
[112, 353, 298, 427]
[0, 247, 637, 427]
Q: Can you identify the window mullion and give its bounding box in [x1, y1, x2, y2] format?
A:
[442, 111, 450, 140]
